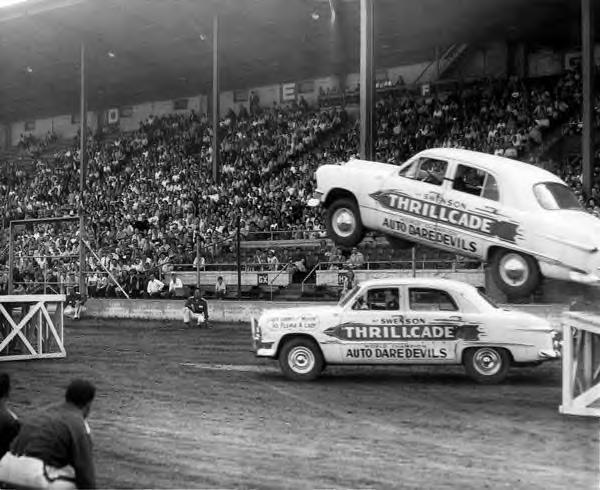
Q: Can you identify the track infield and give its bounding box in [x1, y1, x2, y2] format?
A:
[1, 318, 598, 489]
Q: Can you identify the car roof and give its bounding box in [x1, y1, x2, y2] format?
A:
[416, 148, 564, 186]
[358, 277, 476, 293]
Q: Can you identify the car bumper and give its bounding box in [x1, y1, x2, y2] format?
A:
[568, 270, 600, 285]
[251, 318, 276, 357]
[538, 349, 561, 361]
[307, 191, 324, 207]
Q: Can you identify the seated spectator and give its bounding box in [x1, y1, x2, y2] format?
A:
[266, 250, 279, 271]
[326, 246, 344, 270]
[346, 247, 365, 269]
[183, 288, 209, 327]
[168, 273, 185, 298]
[146, 274, 165, 298]
[214, 276, 227, 300]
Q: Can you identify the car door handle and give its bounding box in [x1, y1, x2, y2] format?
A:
[449, 315, 462, 321]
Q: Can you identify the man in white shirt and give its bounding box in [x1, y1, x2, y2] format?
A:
[147, 274, 165, 298]
[168, 273, 184, 298]
[214, 276, 226, 300]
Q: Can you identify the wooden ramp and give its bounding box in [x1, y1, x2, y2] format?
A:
[0, 294, 66, 361]
[560, 311, 600, 417]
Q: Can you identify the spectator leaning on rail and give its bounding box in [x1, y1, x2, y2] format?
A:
[168, 273, 185, 298]
[0, 373, 20, 460]
[0, 379, 96, 490]
[346, 247, 365, 270]
[183, 288, 210, 327]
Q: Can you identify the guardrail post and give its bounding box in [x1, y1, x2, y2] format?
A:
[236, 215, 241, 300]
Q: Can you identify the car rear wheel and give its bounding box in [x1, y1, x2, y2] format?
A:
[489, 249, 540, 298]
[463, 347, 510, 384]
[279, 337, 324, 381]
[325, 197, 365, 248]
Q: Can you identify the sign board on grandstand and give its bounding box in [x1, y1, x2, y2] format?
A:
[564, 47, 600, 70]
[281, 82, 297, 102]
[107, 108, 119, 125]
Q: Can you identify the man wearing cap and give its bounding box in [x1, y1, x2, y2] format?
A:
[0, 379, 96, 489]
[183, 288, 209, 327]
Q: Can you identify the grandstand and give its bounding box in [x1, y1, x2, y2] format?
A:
[2, 1, 600, 489]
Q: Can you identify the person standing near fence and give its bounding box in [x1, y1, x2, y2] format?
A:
[0, 379, 96, 490]
[0, 373, 20, 460]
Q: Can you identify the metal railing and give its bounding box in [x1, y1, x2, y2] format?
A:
[301, 257, 483, 292]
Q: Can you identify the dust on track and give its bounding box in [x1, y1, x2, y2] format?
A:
[1, 318, 597, 489]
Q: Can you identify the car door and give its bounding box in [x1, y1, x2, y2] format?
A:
[364, 156, 450, 245]
[436, 161, 509, 259]
[330, 286, 403, 364]
[403, 286, 470, 364]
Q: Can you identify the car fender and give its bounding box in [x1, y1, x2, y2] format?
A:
[275, 332, 324, 359]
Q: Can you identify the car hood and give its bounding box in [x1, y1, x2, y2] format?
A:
[260, 305, 340, 321]
[344, 158, 400, 176]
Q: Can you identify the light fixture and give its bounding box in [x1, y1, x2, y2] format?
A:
[107, 51, 116, 58]
[25, 66, 33, 73]
[0, 0, 29, 8]
[311, 11, 319, 20]
[199, 34, 206, 41]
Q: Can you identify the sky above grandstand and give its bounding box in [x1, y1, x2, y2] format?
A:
[0, 0, 583, 121]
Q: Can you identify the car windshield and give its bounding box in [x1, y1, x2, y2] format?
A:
[533, 182, 583, 211]
[339, 284, 360, 307]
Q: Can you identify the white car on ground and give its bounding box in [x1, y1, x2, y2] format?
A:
[312, 148, 600, 298]
[251, 278, 560, 383]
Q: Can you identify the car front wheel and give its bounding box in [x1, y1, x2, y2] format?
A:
[279, 337, 324, 381]
[489, 249, 540, 298]
[325, 197, 365, 248]
[463, 347, 510, 384]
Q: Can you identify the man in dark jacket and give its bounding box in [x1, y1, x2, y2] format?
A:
[0, 373, 19, 460]
[0, 379, 96, 489]
[183, 288, 210, 327]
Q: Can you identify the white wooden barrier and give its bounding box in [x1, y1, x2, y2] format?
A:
[560, 311, 600, 417]
[0, 295, 66, 361]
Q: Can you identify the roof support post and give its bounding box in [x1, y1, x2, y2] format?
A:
[212, 13, 220, 184]
[79, 42, 87, 296]
[581, 0, 595, 198]
[359, 0, 374, 161]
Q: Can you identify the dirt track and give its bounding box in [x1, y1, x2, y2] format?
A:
[1, 319, 598, 489]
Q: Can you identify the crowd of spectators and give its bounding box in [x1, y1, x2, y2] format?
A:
[0, 66, 590, 294]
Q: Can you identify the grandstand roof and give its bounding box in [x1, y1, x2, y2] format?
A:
[0, 0, 583, 122]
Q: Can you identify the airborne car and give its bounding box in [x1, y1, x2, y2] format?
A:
[251, 278, 560, 383]
[312, 148, 600, 297]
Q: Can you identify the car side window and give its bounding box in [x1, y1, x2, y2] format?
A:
[399, 158, 447, 186]
[352, 287, 400, 311]
[409, 288, 458, 311]
[452, 164, 499, 201]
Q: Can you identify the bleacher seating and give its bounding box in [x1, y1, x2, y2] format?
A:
[0, 66, 588, 299]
